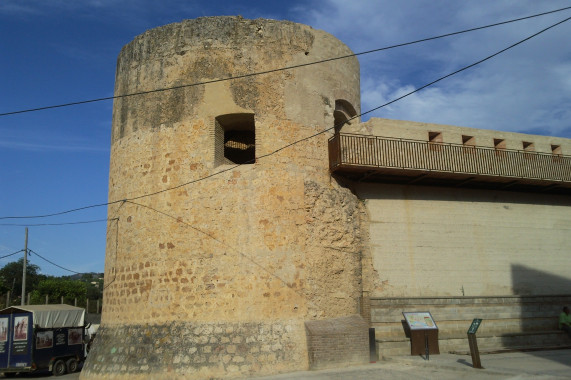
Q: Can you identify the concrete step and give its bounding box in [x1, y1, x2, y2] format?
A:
[376, 330, 568, 357]
[450, 345, 571, 355]
[372, 307, 563, 322]
[372, 319, 559, 337]
[371, 296, 571, 307]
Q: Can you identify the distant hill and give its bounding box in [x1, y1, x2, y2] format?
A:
[66, 273, 104, 281]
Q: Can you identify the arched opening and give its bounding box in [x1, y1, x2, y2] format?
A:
[333, 99, 357, 134]
[215, 113, 255, 165]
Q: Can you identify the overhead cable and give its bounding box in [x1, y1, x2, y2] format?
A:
[28, 249, 84, 275]
[0, 6, 570, 117]
[0, 218, 116, 227]
[0, 250, 24, 260]
[124, 200, 313, 304]
[1, 15, 569, 221]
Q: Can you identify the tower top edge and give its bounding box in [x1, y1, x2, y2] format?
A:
[119, 16, 354, 57]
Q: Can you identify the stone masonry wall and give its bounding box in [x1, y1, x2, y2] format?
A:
[83, 17, 364, 380]
[84, 320, 301, 379]
[305, 315, 369, 370]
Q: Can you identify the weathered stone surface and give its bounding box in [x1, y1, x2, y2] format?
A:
[83, 320, 300, 379]
[305, 315, 369, 370]
[110, 16, 359, 144]
[83, 15, 571, 380]
[83, 16, 364, 380]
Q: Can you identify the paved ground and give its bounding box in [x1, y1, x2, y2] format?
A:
[0, 371, 80, 379]
[3, 349, 570, 379]
[257, 349, 571, 380]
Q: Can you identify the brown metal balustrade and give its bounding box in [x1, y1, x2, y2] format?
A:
[329, 133, 571, 194]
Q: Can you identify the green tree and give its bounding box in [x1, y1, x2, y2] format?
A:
[75, 273, 103, 300]
[86, 284, 101, 300]
[30, 278, 87, 305]
[0, 258, 45, 303]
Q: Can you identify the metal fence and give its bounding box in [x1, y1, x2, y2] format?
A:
[329, 133, 571, 183]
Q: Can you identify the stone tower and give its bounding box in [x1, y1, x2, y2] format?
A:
[82, 17, 365, 379]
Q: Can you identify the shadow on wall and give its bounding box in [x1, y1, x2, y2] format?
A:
[356, 183, 571, 207]
[509, 264, 571, 367]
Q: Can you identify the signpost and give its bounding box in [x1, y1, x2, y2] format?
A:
[402, 312, 439, 358]
[467, 318, 483, 369]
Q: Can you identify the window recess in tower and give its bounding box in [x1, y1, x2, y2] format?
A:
[215, 113, 256, 166]
[333, 99, 357, 134]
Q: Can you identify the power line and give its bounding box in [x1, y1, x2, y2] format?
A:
[359, 15, 571, 119]
[28, 249, 84, 275]
[101, 202, 124, 291]
[0, 250, 24, 260]
[0, 202, 116, 220]
[126, 200, 234, 251]
[123, 200, 310, 302]
[238, 15, 571, 162]
[1, 14, 569, 221]
[0, 6, 569, 117]
[0, 218, 116, 227]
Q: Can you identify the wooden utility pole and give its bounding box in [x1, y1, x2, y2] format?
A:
[21, 227, 28, 306]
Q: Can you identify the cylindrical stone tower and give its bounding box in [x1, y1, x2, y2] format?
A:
[83, 17, 363, 379]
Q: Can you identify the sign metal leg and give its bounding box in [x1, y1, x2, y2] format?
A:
[468, 333, 483, 369]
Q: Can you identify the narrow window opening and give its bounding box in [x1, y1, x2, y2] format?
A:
[551, 145, 562, 155]
[522, 141, 535, 152]
[494, 138, 506, 157]
[522, 141, 535, 160]
[333, 111, 349, 133]
[462, 135, 475, 146]
[462, 135, 475, 154]
[428, 132, 442, 143]
[225, 130, 255, 164]
[551, 144, 562, 162]
[494, 139, 506, 149]
[428, 131, 442, 151]
[215, 113, 255, 166]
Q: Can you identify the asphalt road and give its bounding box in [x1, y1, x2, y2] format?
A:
[0, 370, 80, 379]
[3, 349, 571, 379]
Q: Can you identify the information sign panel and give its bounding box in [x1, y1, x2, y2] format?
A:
[467, 319, 482, 334]
[403, 311, 438, 330]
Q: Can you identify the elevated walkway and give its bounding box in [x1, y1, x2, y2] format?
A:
[329, 133, 571, 195]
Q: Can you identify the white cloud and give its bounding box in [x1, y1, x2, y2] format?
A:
[0, 0, 128, 14]
[296, 0, 571, 137]
[0, 129, 108, 153]
[0, 141, 107, 153]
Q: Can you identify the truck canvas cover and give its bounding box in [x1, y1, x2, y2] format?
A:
[0, 305, 85, 328]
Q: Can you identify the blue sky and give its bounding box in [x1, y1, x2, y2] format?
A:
[1, 1, 570, 276]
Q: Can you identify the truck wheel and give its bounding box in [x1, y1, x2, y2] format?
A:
[66, 358, 79, 373]
[52, 359, 67, 376]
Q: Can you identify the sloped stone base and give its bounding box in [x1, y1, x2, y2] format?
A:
[81, 320, 306, 379]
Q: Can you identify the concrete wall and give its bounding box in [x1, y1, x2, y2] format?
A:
[350, 118, 571, 354]
[344, 118, 571, 154]
[349, 118, 571, 298]
[356, 182, 571, 298]
[372, 295, 571, 356]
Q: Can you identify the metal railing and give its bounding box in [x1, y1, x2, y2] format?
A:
[329, 133, 571, 183]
